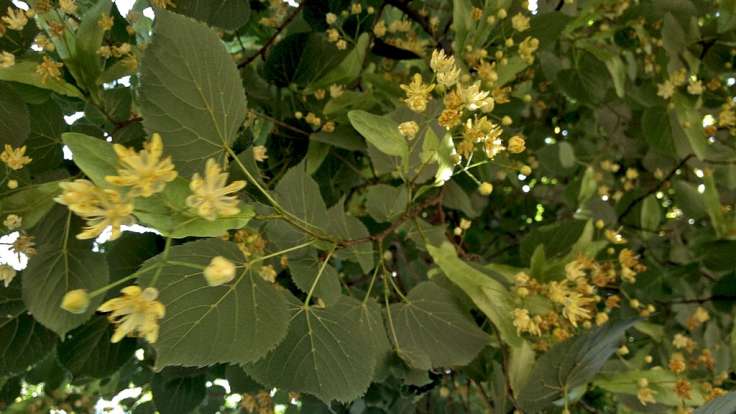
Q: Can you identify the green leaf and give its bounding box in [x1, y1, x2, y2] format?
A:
[23, 208, 109, 337]
[348, 110, 409, 161]
[432, 131, 458, 184]
[266, 163, 330, 249]
[68, 0, 112, 91]
[139, 10, 247, 176]
[388, 281, 489, 370]
[703, 173, 730, 239]
[672, 94, 707, 160]
[346, 299, 393, 381]
[26, 100, 65, 172]
[640, 195, 661, 233]
[365, 184, 409, 222]
[57, 315, 136, 379]
[134, 177, 255, 238]
[139, 239, 290, 368]
[718, 0, 736, 33]
[0, 59, 83, 97]
[495, 56, 530, 87]
[508, 341, 535, 396]
[246, 295, 379, 403]
[326, 198, 374, 273]
[642, 106, 674, 154]
[695, 393, 736, 413]
[263, 33, 346, 88]
[0, 82, 30, 146]
[0, 282, 57, 377]
[289, 251, 341, 305]
[312, 33, 369, 89]
[427, 242, 521, 347]
[558, 141, 576, 169]
[151, 369, 206, 414]
[63, 132, 254, 238]
[62, 132, 116, 186]
[517, 319, 637, 412]
[0, 181, 61, 230]
[595, 368, 705, 407]
[579, 43, 626, 98]
[172, 0, 251, 31]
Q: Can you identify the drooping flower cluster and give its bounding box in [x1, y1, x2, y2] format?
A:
[510, 252, 649, 351]
[55, 134, 180, 240]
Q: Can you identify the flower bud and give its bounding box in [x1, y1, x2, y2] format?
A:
[61, 289, 90, 314]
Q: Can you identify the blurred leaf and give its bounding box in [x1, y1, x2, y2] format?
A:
[517, 319, 637, 412]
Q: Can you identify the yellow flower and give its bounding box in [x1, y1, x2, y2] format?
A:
[507, 135, 526, 153]
[59, 0, 78, 14]
[325, 12, 337, 25]
[11, 234, 35, 258]
[0, 51, 14, 68]
[398, 121, 420, 139]
[329, 84, 344, 98]
[0, 145, 31, 170]
[203, 256, 237, 286]
[561, 292, 593, 327]
[637, 381, 657, 406]
[259, 264, 277, 283]
[2, 7, 28, 30]
[511, 13, 530, 32]
[151, 0, 176, 9]
[336, 39, 347, 50]
[457, 81, 493, 112]
[61, 289, 90, 314]
[657, 80, 675, 99]
[98, 14, 114, 31]
[0, 264, 16, 288]
[512, 308, 541, 336]
[36, 56, 64, 84]
[478, 182, 493, 195]
[400, 73, 435, 113]
[55, 180, 135, 240]
[105, 133, 177, 197]
[3, 214, 21, 230]
[565, 259, 585, 281]
[518, 36, 540, 64]
[430, 49, 455, 72]
[373, 21, 386, 37]
[186, 159, 246, 221]
[253, 145, 268, 162]
[98, 286, 165, 343]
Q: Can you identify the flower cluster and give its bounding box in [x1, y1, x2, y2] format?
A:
[511, 252, 648, 351]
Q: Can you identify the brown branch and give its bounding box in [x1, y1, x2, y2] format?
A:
[618, 154, 694, 222]
[237, 2, 305, 68]
[340, 189, 444, 246]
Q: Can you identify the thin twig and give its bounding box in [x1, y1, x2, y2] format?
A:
[618, 154, 694, 222]
[237, 2, 305, 68]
